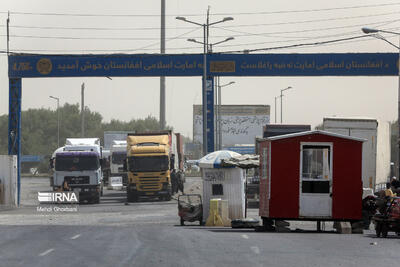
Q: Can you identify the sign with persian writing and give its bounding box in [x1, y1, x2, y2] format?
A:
[193, 105, 270, 147]
[8, 53, 399, 78]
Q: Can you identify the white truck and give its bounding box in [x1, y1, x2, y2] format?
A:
[110, 140, 128, 186]
[323, 117, 391, 191]
[51, 138, 103, 203]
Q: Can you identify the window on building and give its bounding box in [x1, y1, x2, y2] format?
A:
[301, 145, 331, 194]
[212, 184, 224, 195]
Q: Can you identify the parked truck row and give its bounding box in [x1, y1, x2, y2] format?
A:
[50, 131, 185, 204]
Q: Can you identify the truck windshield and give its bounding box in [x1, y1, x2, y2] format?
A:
[55, 155, 100, 171]
[128, 156, 169, 172]
[112, 151, 126, 164]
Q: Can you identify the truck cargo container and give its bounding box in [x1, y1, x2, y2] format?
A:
[323, 117, 391, 190]
[110, 140, 128, 186]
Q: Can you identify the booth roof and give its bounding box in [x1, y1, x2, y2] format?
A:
[199, 150, 242, 169]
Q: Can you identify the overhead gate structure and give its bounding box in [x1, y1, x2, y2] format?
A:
[8, 52, 399, 204]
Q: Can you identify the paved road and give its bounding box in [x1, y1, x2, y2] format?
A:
[0, 176, 399, 267]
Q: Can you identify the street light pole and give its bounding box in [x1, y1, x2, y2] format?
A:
[176, 15, 233, 155]
[274, 95, 280, 123]
[49, 96, 60, 147]
[362, 27, 400, 178]
[81, 82, 85, 138]
[280, 86, 292, 123]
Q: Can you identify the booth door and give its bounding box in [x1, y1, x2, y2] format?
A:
[299, 144, 332, 218]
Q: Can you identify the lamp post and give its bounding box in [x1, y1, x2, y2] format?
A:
[217, 80, 235, 150]
[176, 15, 233, 155]
[81, 82, 85, 137]
[186, 37, 234, 151]
[49, 96, 60, 147]
[362, 27, 400, 177]
[274, 95, 281, 123]
[280, 86, 292, 123]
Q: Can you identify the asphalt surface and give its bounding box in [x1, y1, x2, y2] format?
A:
[0, 176, 399, 267]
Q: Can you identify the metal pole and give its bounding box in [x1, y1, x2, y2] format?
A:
[218, 77, 222, 150]
[274, 96, 277, 123]
[81, 83, 85, 137]
[214, 76, 218, 150]
[160, 0, 166, 130]
[280, 90, 283, 123]
[202, 24, 208, 155]
[56, 98, 60, 147]
[6, 11, 10, 55]
[398, 36, 400, 178]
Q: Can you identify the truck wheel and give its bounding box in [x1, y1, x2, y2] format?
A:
[127, 191, 137, 202]
[93, 193, 100, 204]
[381, 223, 388, 238]
[179, 183, 184, 194]
[376, 222, 382, 237]
[180, 218, 185, 226]
[164, 194, 172, 201]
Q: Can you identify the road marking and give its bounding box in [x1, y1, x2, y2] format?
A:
[241, 234, 249, 239]
[70, 234, 81, 240]
[251, 246, 260, 255]
[39, 248, 54, 257]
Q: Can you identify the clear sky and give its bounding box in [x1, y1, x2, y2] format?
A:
[1, 0, 399, 138]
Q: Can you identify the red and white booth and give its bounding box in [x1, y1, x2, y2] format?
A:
[258, 130, 365, 224]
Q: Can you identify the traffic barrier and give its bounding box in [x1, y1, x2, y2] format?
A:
[205, 198, 231, 227]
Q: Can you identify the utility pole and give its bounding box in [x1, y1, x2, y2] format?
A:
[81, 83, 85, 137]
[176, 12, 233, 155]
[6, 11, 10, 55]
[160, 0, 166, 129]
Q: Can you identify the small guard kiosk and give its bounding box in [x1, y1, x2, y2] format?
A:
[258, 130, 365, 227]
[199, 150, 246, 223]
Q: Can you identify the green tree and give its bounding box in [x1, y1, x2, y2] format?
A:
[0, 104, 176, 173]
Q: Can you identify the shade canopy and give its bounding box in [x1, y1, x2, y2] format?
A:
[199, 150, 241, 169]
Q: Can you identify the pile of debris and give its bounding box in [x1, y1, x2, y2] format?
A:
[220, 154, 259, 169]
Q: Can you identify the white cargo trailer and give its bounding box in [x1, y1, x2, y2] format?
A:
[323, 117, 391, 190]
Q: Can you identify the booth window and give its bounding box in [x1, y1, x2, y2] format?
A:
[212, 184, 224, 195]
[301, 145, 331, 193]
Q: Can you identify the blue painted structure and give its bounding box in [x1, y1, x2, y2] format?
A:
[21, 155, 44, 163]
[7, 52, 400, 204]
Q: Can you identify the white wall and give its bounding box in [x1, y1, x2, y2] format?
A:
[0, 155, 18, 209]
[202, 167, 246, 221]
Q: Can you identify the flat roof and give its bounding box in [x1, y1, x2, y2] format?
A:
[266, 130, 367, 142]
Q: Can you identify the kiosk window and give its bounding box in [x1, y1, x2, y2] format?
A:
[301, 145, 331, 194]
[212, 184, 224, 195]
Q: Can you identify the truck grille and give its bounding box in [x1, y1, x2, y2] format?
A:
[138, 177, 162, 191]
[65, 176, 90, 184]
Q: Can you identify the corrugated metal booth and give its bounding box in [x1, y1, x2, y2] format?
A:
[199, 151, 246, 222]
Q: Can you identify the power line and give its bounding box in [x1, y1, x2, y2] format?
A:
[220, 35, 371, 54]
[214, 18, 400, 39]
[210, 2, 400, 16]
[0, 34, 385, 54]
[15, 9, 388, 34]
[0, 24, 196, 31]
[214, 11, 400, 29]
[1, 2, 400, 17]
[3, 10, 400, 32]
